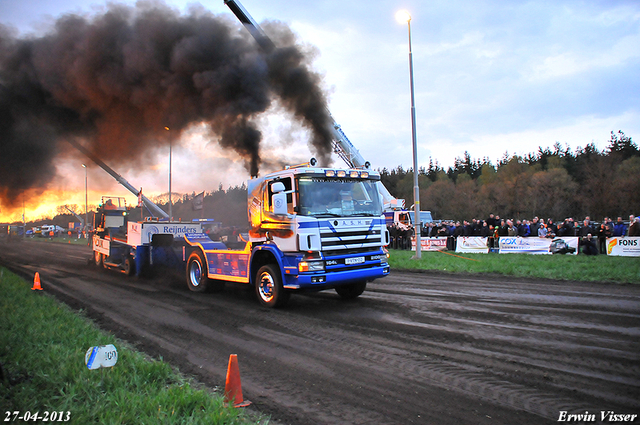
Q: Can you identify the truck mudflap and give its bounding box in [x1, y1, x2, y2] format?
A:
[283, 265, 390, 290]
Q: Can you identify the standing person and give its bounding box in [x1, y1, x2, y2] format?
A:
[498, 219, 508, 237]
[538, 222, 548, 238]
[597, 223, 608, 254]
[546, 218, 557, 237]
[604, 217, 614, 238]
[630, 217, 640, 237]
[518, 219, 531, 237]
[579, 219, 598, 255]
[480, 221, 491, 237]
[613, 217, 627, 236]
[629, 215, 637, 236]
[486, 213, 496, 229]
[530, 217, 540, 237]
[388, 223, 398, 249]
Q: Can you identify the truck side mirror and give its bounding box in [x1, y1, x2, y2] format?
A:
[271, 182, 288, 215]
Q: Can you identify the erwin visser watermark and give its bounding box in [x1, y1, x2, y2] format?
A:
[558, 411, 638, 422]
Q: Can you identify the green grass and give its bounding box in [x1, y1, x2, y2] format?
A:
[0, 268, 266, 424]
[22, 236, 90, 246]
[388, 249, 640, 283]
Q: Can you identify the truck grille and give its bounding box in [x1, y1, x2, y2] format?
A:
[320, 229, 382, 251]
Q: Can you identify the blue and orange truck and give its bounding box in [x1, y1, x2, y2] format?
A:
[92, 159, 390, 307]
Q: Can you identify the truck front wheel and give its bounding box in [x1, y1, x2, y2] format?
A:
[186, 251, 210, 293]
[335, 281, 367, 300]
[255, 264, 290, 308]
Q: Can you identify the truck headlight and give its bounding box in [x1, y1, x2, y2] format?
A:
[371, 254, 389, 264]
[299, 261, 325, 272]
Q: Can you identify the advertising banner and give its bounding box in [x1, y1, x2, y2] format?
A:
[499, 237, 551, 254]
[606, 237, 640, 257]
[127, 221, 202, 246]
[411, 237, 448, 251]
[549, 237, 579, 255]
[456, 237, 489, 254]
[499, 236, 579, 255]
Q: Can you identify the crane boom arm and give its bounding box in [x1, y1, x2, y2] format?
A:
[224, 0, 405, 210]
[67, 139, 169, 218]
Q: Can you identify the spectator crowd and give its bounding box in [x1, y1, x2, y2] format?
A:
[388, 214, 640, 255]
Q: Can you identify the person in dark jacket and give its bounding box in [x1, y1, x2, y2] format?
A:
[613, 217, 627, 236]
[518, 220, 531, 237]
[530, 217, 540, 238]
[579, 219, 598, 255]
[597, 223, 608, 254]
[581, 234, 599, 255]
[498, 219, 509, 237]
[486, 214, 496, 229]
[546, 218, 557, 237]
[480, 221, 491, 237]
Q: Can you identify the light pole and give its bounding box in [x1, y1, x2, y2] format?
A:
[165, 126, 172, 220]
[82, 164, 88, 237]
[396, 9, 421, 259]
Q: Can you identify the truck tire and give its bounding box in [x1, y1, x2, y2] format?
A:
[186, 251, 210, 292]
[94, 251, 103, 267]
[123, 256, 135, 276]
[255, 264, 290, 308]
[335, 281, 367, 300]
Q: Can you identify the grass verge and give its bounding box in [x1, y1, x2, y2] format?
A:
[0, 267, 265, 424]
[388, 249, 640, 283]
[17, 236, 90, 246]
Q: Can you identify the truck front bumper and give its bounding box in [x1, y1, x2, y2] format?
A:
[283, 264, 390, 290]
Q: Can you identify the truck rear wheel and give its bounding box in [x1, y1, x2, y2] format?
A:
[255, 264, 289, 308]
[335, 281, 366, 299]
[123, 256, 135, 276]
[94, 251, 103, 267]
[186, 251, 210, 293]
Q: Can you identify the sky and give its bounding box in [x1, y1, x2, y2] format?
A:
[1, 0, 639, 222]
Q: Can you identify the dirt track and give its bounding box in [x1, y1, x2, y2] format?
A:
[1, 238, 639, 424]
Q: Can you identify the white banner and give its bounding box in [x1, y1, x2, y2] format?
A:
[456, 237, 489, 253]
[411, 237, 448, 251]
[499, 237, 579, 255]
[606, 237, 640, 256]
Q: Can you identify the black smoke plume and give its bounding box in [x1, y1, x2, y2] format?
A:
[0, 1, 334, 208]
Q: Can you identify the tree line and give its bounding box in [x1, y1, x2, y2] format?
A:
[31, 131, 639, 229]
[379, 131, 640, 222]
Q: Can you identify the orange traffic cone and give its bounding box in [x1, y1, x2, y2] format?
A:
[224, 354, 251, 408]
[31, 272, 43, 291]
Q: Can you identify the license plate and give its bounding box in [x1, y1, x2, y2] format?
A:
[345, 256, 365, 265]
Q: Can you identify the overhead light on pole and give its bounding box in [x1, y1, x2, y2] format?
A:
[396, 9, 422, 259]
[165, 126, 172, 221]
[82, 164, 88, 237]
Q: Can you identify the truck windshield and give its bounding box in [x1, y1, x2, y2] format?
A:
[297, 177, 382, 217]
